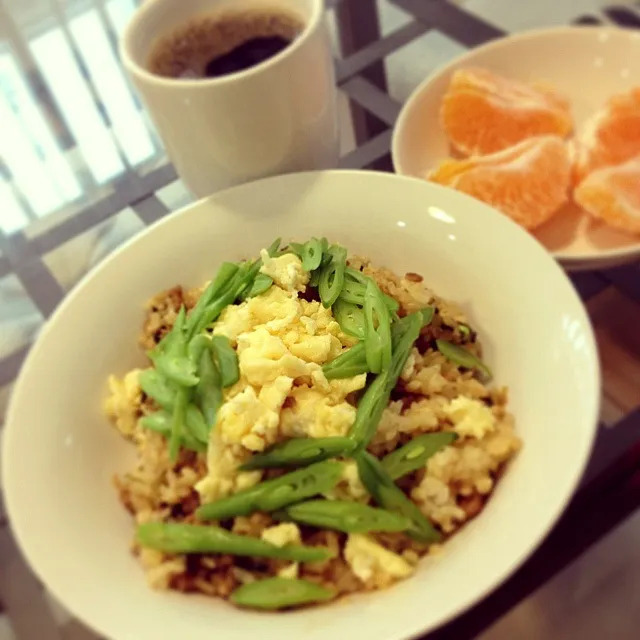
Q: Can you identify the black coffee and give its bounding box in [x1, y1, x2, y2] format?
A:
[148, 10, 305, 80]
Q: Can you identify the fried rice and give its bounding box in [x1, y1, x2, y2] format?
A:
[104, 254, 521, 603]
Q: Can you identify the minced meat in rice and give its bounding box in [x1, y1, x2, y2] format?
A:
[104, 248, 521, 607]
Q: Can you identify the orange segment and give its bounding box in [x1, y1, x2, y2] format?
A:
[573, 88, 640, 184]
[574, 156, 640, 234]
[428, 136, 572, 230]
[440, 67, 573, 156]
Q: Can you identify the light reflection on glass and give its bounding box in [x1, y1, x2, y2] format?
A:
[0, 84, 64, 217]
[106, 0, 139, 36]
[397, 220, 406, 228]
[448, 234, 457, 241]
[0, 179, 29, 234]
[30, 26, 125, 183]
[0, 49, 82, 213]
[69, 10, 155, 167]
[428, 206, 456, 225]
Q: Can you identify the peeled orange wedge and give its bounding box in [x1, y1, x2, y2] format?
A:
[572, 88, 640, 184]
[574, 156, 640, 234]
[429, 136, 572, 230]
[440, 68, 573, 157]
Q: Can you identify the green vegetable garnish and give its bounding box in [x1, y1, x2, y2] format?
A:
[242, 273, 273, 299]
[458, 324, 471, 337]
[301, 238, 324, 272]
[139, 412, 206, 453]
[186, 262, 239, 338]
[348, 312, 424, 449]
[267, 237, 282, 257]
[153, 307, 199, 387]
[363, 280, 392, 374]
[323, 341, 368, 380]
[211, 335, 239, 388]
[435, 339, 492, 379]
[355, 451, 441, 543]
[231, 578, 335, 610]
[240, 437, 355, 470]
[138, 368, 177, 411]
[168, 388, 188, 462]
[332, 299, 366, 340]
[319, 246, 347, 308]
[196, 461, 344, 520]
[282, 500, 412, 534]
[136, 523, 334, 562]
[194, 348, 222, 430]
[381, 432, 458, 480]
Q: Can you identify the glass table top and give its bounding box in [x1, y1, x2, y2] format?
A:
[0, 0, 171, 237]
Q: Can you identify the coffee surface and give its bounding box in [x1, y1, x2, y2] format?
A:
[148, 10, 304, 80]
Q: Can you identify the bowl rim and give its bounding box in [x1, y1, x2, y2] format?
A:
[391, 24, 640, 267]
[1, 169, 601, 640]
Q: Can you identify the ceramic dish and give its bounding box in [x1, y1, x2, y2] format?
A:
[2, 171, 599, 640]
[392, 26, 640, 271]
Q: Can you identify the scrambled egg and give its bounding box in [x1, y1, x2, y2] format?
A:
[344, 534, 414, 585]
[197, 251, 363, 503]
[259, 250, 309, 293]
[261, 523, 301, 547]
[444, 396, 496, 439]
[261, 523, 303, 579]
[103, 369, 143, 436]
[325, 460, 368, 503]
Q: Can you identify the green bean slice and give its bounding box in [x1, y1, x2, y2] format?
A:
[240, 437, 355, 470]
[319, 246, 347, 308]
[136, 523, 334, 562]
[421, 306, 435, 327]
[284, 500, 412, 534]
[355, 451, 441, 543]
[153, 307, 199, 387]
[332, 299, 366, 340]
[138, 369, 177, 410]
[267, 237, 282, 257]
[194, 260, 261, 332]
[301, 238, 324, 272]
[435, 340, 492, 379]
[287, 242, 305, 257]
[196, 461, 344, 521]
[231, 577, 335, 610]
[242, 273, 273, 299]
[168, 388, 187, 462]
[186, 262, 239, 338]
[210, 335, 240, 388]
[323, 309, 433, 380]
[458, 324, 471, 337]
[381, 432, 458, 480]
[343, 268, 400, 314]
[139, 413, 206, 453]
[195, 349, 223, 429]
[364, 280, 392, 374]
[323, 342, 368, 380]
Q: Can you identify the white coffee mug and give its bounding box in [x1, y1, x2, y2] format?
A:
[121, 0, 339, 198]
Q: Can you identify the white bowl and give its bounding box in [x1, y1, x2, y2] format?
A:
[2, 171, 599, 640]
[392, 26, 640, 271]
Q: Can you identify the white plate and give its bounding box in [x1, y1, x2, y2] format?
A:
[2, 171, 599, 640]
[392, 26, 640, 271]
